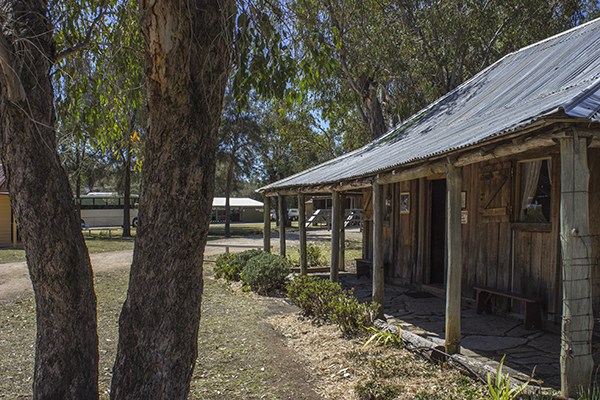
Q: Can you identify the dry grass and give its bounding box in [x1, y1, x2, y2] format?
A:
[267, 314, 489, 400]
[0, 268, 296, 399]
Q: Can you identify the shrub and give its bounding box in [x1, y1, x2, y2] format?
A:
[287, 275, 376, 335]
[214, 249, 263, 282]
[214, 253, 237, 280]
[306, 243, 324, 266]
[287, 275, 343, 320]
[331, 293, 378, 336]
[242, 252, 291, 294]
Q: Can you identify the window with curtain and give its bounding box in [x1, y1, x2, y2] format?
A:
[519, 159, 552, 223]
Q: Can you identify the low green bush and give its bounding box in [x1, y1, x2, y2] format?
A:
[287, 275, 377, 335]
[331, 292, 378, 336]
[214, 249, 263, 282]
[287, 275, 343, 320]
[242, 252, 291, 294]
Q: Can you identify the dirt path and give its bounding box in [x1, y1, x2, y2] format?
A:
[0, 236, 274, 301]
[0, 235, 329, 399]
[0, 228, 360, 302]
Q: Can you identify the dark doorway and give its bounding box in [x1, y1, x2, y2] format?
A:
[430, 179, 446, 284]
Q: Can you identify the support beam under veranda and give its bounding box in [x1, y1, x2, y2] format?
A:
[445, 161, 463, 355]
[559, 134, 594, 398]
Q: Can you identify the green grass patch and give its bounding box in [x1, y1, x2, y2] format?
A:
[287, 238, 362, 269]
[0, 222, 285, 264]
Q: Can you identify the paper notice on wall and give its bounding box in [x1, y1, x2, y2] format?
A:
[461, 210, 468, 225]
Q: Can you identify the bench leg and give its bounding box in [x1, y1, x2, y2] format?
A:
[476, 291, 494, 314]
[524, 302, 542, 330]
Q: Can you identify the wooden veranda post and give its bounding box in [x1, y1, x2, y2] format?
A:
[339, 193, 346, 272]
[559, 135, 594, 398]
[445, 161, 463, 355]
[299, 193, 308, 275]
[330, 190, 341, 282]
[373, 182, 385, 319]
[278, 194, 286, 257]
[263, 195, 271, 253]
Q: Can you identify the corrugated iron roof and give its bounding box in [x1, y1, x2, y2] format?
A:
[260, 18, 600, 192]
[212, 197, 264, 207]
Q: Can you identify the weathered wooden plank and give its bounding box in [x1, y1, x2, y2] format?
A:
[479, 207, 508, 217]
[278, 195, 286, 257]
[520, 231, 532, 297]
[530, 232, 543, 298]
[417, 178, 428, 285]
[373, 182, 385, 318]
[298, 193, 307, 274]
[497, 222, 512, 310]
[363, 189, 373, 260]
[393, 183, 401, 278]
[476, 206, 488, 289]
[263, 195, 271, 253]
[512, 231, 523, 312]
[540, 232, 553, 316]
[445, 162, 463, 355]
[466, 164, 479, 298]
[559, 137, 593, 397]
[510, 222, 552, 232]
[410, 179, 419, 282]
[487, 223, 499, 290]
[339, 193, 346, 272]
[423, 180, 433, 284]
[330, 190, 341, 282]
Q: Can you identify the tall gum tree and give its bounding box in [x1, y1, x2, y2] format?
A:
[0, 1, 98, 398]
[110, 0, 233, 398]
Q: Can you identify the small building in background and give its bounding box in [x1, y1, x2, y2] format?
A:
[0, 167, 19, 248]
[211, 197, 264, 223]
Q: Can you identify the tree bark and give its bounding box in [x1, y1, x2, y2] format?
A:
[0, 2, 98, 398]
[359, 76, 387, 141]
[110, 0, 232, 398]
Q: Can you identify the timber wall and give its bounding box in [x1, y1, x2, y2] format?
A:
[362, 146, 600, 324]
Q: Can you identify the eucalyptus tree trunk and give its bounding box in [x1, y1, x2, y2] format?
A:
[110, 0, 232, 398]
[359, 76, 387, 141]
[0, 2, 98, 399]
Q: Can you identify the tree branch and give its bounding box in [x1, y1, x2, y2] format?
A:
[480, 17, 508, 70]
[54, 7, 106, 63]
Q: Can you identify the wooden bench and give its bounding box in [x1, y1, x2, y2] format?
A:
[473, 286, 544, 330]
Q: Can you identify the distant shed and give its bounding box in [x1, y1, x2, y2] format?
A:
[211, 197, 264, 223]
[0, 166, 18, 248]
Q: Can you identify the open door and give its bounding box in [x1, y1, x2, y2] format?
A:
[430, 179, 446, 285]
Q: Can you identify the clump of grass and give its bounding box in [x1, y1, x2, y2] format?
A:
[355, 379, 401, 400]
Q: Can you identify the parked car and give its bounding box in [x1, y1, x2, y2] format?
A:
[288, 208, 299, 221]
